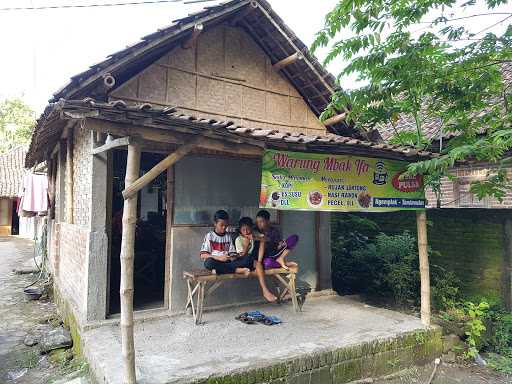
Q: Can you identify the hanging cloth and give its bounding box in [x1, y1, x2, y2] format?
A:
[18, 174, 48, 214]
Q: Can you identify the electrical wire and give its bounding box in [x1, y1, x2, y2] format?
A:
[0, 0, 216, 12]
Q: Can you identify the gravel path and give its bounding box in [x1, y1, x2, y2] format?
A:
[0, 236, 80, 384]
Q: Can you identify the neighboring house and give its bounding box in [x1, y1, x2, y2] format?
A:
[0, 146, 24, 236]
[26, 0, 432, 329]
[373, 65, 512, 308]
[378, 63, 512, 208]
[0, 146, 43, 238]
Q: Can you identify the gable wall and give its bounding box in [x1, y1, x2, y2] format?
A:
[111, 24, 326, 135]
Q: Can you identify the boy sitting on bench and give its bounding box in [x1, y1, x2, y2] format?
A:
[200, 210, 251, 275]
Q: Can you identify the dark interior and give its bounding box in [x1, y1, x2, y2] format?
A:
[11, 200, 19, 235]
[108, 150, 167, 315]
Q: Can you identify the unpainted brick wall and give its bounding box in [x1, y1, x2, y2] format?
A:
[56, 223, 89, 313]
[351, 209, 510, 304]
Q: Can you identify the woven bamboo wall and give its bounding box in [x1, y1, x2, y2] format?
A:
[110, 24, 326, 135]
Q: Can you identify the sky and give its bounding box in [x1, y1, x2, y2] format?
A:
[0, 0, 510, 114]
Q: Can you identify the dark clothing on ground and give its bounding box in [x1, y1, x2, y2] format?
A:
[204, 254, 254, 274]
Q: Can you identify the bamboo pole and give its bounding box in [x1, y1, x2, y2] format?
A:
[323, 113, 347, 127]
[416, 210, 431, 326]
[65, 130, 74, 224]
[273, 52, 303, 71]
[120, 142, 141, 384]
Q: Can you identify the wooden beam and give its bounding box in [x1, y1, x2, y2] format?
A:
[91, 136, 131, 155]
[122, 136, 204, 200]
[182, 23, 203, 49]
[416, 210, 431, 326]
[65, 129, 74, 224]
[323, 113, 347, 127]
[86, 119, 263, 157]
[273, 52, 303, 71]
[120, 142, 141, 384]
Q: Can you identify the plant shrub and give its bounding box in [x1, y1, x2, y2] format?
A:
[331, 214, 461, 308]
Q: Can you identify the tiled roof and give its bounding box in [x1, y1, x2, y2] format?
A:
[378, 63, 512, 142]
[48, 0, 354, 136]
[0, 146, 26, 198]
[26, 98, 434, 167]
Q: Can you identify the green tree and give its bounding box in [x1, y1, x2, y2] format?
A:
[313, 0, 512, 201]
[0, 97, 35, 153]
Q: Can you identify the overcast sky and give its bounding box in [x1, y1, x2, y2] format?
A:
[0, 0, 510, 114]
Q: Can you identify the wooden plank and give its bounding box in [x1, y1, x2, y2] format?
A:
[91, 136, 131, 155]
[122, 136, 204, 200]
[119, 142, 141, 384]
[416, 210, 431, 326]
[273, 52, 303, 71]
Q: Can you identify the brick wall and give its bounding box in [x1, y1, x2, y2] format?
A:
[426, 163, 512, 208]
[56, 223, 89, 313]
[72, 125, 92, 226]
[351, 209, 510, 304]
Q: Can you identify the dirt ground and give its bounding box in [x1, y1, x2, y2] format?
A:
[0, 236, 88, 384]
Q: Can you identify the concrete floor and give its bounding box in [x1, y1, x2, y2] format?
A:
[82, 295, 429, 384]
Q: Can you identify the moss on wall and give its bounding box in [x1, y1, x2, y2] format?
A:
[52, 285, 83, 357]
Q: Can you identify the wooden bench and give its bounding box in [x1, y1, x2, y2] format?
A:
[183, 266, 300, 325]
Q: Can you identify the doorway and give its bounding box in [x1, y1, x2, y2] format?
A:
[108, 150, 167, 315]
[11, 200, 19, 235]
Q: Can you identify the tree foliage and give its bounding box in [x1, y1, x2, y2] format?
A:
[0, 97, 35, 153]
[313, 0, 512, 200]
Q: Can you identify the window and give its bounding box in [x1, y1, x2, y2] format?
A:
[173, 155, 277, 225]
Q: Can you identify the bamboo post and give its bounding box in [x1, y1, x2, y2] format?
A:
[416, 210, 431, 326]
[65, 130, 74, 223]
[120, 142, 141, 384]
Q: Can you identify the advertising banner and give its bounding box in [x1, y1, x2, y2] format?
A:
[259, 149, 425, 212]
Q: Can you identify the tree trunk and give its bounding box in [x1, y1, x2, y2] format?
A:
[120, 143, 141, 384]
[416, 210, 431, 326]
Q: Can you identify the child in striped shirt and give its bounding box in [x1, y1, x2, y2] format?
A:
[200, 210, 251, 275]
